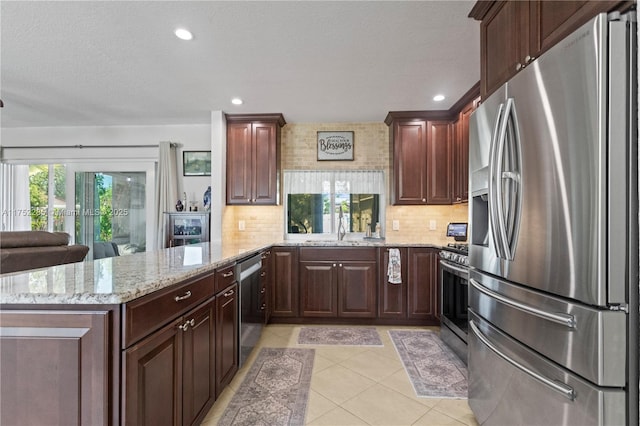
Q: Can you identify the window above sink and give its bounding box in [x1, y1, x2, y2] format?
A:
[284, 170, 385, 241]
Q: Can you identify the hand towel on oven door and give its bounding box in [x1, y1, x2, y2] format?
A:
[387, 248, 402, 284]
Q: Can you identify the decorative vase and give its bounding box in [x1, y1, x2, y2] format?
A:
[203, 186, 211, 211]
[176, 200, 184, 212]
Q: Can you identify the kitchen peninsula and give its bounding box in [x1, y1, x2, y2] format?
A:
[0, 239, 447, 426]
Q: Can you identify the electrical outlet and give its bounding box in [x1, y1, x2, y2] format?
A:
[429, 220, 437, 230]
[238, 220, 245, 231]
[392, 220, 400, 231]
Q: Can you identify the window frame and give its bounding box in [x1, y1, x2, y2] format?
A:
[283, 170, 385, 241]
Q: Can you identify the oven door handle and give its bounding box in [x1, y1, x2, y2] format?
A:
[469, 278, 576, 329]
[439, 260, 469, 276]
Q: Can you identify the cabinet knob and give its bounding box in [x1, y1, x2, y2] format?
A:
[525, 55, 533, 63]
[422, 198, 426, 202]
[260, 303, 266, 311]
[516, 63, 523, 71]
[179, 322, 190, 332]
[333, 263, 337, 267]
[174, 290, 192, 302]
[260, 288, 266, 294]
[339, 263, 343, 267]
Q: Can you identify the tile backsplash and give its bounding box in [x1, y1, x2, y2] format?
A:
[222, 122, 468, 246]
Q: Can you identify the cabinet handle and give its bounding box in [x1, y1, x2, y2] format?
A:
[223, 289, 235, 297]
[175, 290, 192, 302]
[223, 271, 234, 278]
[260, 271, 267, 277]
[261, 251, 270, 259]
[180, 318, 196, 331]
[260, 288, 266, 294]
[260, 303, 266, 311]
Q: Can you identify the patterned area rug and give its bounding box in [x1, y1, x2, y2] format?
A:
[218, 348, 315, 426]
[389, 330, 468, 398]
[297, 327, 383, 346]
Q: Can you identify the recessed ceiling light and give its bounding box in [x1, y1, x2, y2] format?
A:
[231, 98, 243, 105]
[174, 28, 193, 41]
[433, 94, 445, 102]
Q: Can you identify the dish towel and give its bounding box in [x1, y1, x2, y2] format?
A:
[387, 248, 402, 284]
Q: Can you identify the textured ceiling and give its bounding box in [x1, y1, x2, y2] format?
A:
[0, 1, 480, 128]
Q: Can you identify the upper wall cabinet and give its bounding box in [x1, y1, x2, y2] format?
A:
[385, 111, 453, 205]
[226, 113, 286, 205]
[385, 83, 480, 206]
[470, 0, 631, 99]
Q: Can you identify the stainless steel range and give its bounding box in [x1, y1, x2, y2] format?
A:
[440, 243, 469, 364]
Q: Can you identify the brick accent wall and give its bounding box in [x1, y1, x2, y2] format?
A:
[222, 122, 468, 246]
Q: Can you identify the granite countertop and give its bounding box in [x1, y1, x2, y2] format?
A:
[0, 239, 455, 305]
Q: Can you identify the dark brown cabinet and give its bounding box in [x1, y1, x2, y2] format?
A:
[471, 0, 628, 99]
[299, 247, 377, 319]
[389, 119, 428, 204]
[407, 247, 439, 322]
[124, 297, 216, 426]
[260, 249, 272, 324]
[378, 247, 408, 319]
[226, 113, 286, 205]
[426, 121, 453, 204]
[0, 309, 113, 426]
[271, 246, 299, 318]
[182, 300, 216, 426]
[124, 317, 183, 426]
[215, 283, 238, 397]
[378, 247, 439, 324]
[386, 112, 454, 205]
[452, 96, 479, 203]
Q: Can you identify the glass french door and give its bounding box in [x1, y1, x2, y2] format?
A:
[75, 171, 146, 258]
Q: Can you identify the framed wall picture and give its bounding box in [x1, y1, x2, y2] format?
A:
[183, 151, 211, 176]
[317, 131, 354, 161]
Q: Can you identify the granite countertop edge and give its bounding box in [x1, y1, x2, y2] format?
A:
[0, 240, 453, 305]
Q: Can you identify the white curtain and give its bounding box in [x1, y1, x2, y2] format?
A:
[154, 142, 177, 250]
[0, 163, 31, 231]
[284, 170, 385, 195]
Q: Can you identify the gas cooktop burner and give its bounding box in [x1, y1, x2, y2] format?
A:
[447, 243, 468, 253]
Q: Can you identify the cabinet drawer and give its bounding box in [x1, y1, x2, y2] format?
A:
[299, 247, 377, 262]
[215, 263, 237, 293]
[123, 273, 215, 347]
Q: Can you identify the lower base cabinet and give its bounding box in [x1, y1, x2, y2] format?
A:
[299, 248, 377, 319]
[216, 283, 238, 397]
[123, 297, 217, 426]
[0, 309, 113, 426]
[407, 247, 439, 321]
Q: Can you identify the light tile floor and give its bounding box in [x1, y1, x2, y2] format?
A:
[202, 324, 480, 426]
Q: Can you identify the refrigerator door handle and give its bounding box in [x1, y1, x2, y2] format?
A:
[469, 319, 577, 401]
[494, 98, 522, 261]
[470, 278, 577, 328]
[489, 102, 507, 259]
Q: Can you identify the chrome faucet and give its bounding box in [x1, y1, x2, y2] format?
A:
[337, 205, 346, 241]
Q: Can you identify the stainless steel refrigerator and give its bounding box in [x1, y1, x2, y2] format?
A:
[468, 11, 638, 425]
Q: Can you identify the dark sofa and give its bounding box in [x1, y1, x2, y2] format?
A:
[0, 231, 90, 274]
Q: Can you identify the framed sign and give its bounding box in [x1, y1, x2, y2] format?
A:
[317, 131, 354, 161]
[183, 151, 211, 176]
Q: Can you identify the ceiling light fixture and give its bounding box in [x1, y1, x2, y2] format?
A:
[231, 98, 243, 105]
[174, 28, 193, 41]
[433, 94, 445, 102]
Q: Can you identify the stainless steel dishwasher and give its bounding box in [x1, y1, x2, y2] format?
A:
[236, 253, 263, 367]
